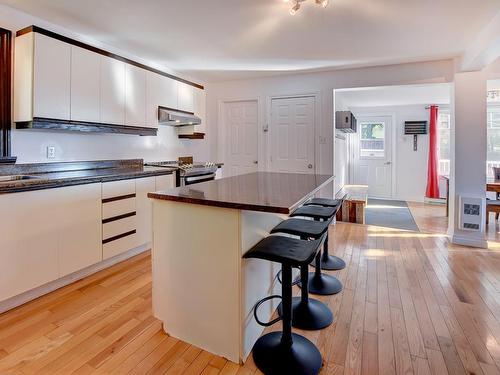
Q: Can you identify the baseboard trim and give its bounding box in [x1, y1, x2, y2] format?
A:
[451, 234, 488, 249]
[0, 244, 150, 313]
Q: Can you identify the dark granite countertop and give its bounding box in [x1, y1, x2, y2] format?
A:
[0, 159, 176, 194]
[148, 172, 334, 214]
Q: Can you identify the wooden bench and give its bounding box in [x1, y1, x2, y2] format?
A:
[335, 185, 368, 225]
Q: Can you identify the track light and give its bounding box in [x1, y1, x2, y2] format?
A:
[289, 1, 300, 15]
[287, 0, 329, 15]
[316, 0, 329, 8]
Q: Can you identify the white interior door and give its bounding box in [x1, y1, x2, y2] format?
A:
[352, 116, 393, 198]
[270, 96, 315, 174]
[224, 100, 259, 177]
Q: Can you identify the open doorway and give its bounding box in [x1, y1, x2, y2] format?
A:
[334, 83, 452, 231]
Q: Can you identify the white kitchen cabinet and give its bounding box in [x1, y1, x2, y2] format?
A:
[155, 174, 176, 190]
[178, 82, 194, 113]
[146, 72, 178, 127]
[58, 184, 102, 277]
[33, 33, 71, 120]
[0, 189, 60, 301]
[136, 177, 156, 246]
[14, 32, 72, 122]
[71, 46, 100, 122]
[100, 56, 125, 125]
[125, 64, 147, 127]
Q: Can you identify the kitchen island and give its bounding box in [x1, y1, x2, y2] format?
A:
[148, 172, 334, 363]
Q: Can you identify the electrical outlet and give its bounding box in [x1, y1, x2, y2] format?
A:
[47, 146, 56, 159]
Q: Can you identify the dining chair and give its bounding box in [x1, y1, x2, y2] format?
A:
[492, 167, 500, 221]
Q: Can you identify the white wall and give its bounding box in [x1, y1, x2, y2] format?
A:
[1, 4, 210, 163]
[206, 60, 455, 180]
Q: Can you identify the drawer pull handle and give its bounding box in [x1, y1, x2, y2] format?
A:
[102, 211, 136, 224]
[102, 230, 136, 244]
[102, 193, 136, 204]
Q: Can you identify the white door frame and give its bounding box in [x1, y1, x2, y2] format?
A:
[217, 97, 263, 177]
[349, 112, 397, 199]
[266, 92, 322, 174]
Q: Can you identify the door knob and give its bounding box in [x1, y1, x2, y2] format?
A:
[253, 161, 258, 164]
[308, 164, 313, 169]
[384, 161, 392, 165]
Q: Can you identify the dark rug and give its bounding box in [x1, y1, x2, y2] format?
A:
[365, 198, 419, 231]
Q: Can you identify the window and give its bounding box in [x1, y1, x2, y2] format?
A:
[487, 106, 500, 177]
[438, 112, 450, 176]
[360, 122, 385, 158]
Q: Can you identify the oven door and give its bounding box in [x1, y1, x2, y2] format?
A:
[181, 173, 216, 186]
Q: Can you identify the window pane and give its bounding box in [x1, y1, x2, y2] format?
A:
[360, 122, 384, 158]
[487, 109, 500, 177]
[438, 112, 450, 176]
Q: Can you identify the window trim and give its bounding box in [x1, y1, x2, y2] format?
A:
[0, 27, 13, 160]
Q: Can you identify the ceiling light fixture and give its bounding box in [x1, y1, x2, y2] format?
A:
[287, 0, 329, 15]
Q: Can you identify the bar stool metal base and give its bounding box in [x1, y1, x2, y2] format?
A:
[300, 272, 343, 295]
[278, 297, 333, 330]
[311, 254, 346, 271]
[252, 332, 322, 375]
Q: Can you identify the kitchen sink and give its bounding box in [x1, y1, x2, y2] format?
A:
[0, 175, 41, 183]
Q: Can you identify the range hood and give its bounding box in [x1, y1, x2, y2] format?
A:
[158, 106, 201, 127]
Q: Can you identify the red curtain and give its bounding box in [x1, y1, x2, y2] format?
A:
[426, 105, 440, 198]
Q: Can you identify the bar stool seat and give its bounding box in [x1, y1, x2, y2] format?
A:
[270, 218, 329, 238]
[290, 205, 336, 221]
[244, 235, 324, 375]
[304, 197, 341, 207]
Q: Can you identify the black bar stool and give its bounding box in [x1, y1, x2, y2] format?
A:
[303, 197, 346, 271]
[244, 235, 324, 375]
[290, 205, 343, 295]
[270, 219, 333, 330]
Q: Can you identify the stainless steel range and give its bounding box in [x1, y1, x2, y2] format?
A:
[145, 159, 220, 187]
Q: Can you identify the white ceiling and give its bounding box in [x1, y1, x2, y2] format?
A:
[1, 0, 500, 82]
[335, 84, 452, 109]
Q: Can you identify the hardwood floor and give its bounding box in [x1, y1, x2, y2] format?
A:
[408, 201, 500, 243]
[2, 221, 500, 374]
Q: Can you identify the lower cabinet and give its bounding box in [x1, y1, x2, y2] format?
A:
[59, 184, 102, 277]
[0, 173, 175, 303]
[0, 184, 101, 301]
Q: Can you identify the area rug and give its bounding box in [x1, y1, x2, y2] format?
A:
[365, 198, 419, 231]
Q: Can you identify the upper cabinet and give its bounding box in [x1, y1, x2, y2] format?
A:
[100, 56, 126, 125]
[13, 27, 204, 135]
[146, 72, 178, 128]
[14, 33, 71, 122]
[71, 46, 100, 122]
[178, 82, 194, 113]
[33, 33, 71, 120]
[125, 64, 147, 127]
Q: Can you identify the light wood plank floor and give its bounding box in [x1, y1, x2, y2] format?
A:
[2, 222, 500, 374]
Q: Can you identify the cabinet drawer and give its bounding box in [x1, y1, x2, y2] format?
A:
[102, 179, 136, 200]
[102, 197, 135, 220]
[103, 214, 137, 240]
[103, 232, 137, 260]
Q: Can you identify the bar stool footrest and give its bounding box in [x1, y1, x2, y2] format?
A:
[253, 295, 283, 327]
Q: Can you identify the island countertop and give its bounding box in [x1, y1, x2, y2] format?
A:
[148, 171, 334, 214]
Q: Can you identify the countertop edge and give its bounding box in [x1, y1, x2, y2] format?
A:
[148, 174, 335, 214]
[0, 169, 175, 194]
